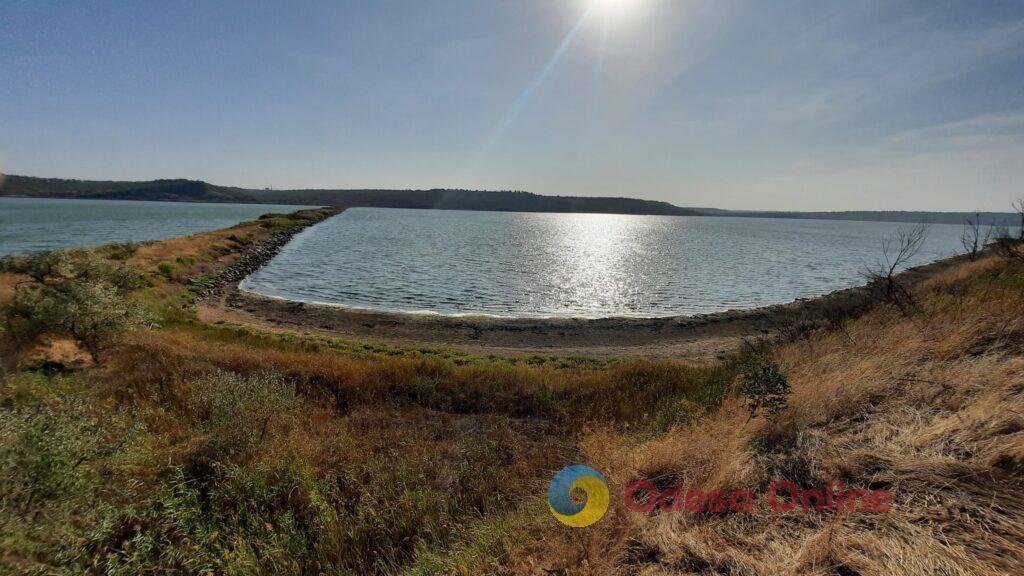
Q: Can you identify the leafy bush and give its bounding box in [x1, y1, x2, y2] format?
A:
[736, 345, 791, 419]
[89, 461, 336, 576]
[1, 250, 152, 361]
[189, 371, 300, 463]
[156, 260, 175, 278]
[0, 400, 102, 517]
[0, 250, 69, 283]
[97, 242, 139, 261]
[0, 374, 132, 571]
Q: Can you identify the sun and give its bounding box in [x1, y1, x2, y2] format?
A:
[592, 0, 640, 17]
[587, 0, 645, 24]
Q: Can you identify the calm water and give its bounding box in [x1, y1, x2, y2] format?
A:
[242, 208, 965, 318]
[0, 197, 313, 257]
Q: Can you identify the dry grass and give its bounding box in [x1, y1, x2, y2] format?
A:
[534, 256, 1024, 575]
[97, 327, 735, 428]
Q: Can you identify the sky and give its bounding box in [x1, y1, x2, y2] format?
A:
[2, 0, 1024, 211]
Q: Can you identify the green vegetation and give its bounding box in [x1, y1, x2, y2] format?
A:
[1, 249, 152, 361]
[735, 342, 791, 418]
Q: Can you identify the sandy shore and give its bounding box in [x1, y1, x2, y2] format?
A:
[197, 239, 969, 361]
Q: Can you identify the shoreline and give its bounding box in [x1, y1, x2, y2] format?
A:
[197, 218, 973, 360]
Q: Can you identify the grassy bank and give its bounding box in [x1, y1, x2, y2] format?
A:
[1, 209, 1022, 574]
[528, 252, 1024, 574]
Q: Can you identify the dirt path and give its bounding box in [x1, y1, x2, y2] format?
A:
[198, 290, 751, 361]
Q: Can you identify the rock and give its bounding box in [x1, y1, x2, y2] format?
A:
[197, 220, 329, 300]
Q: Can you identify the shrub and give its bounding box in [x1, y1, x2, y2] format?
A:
[0, 374, 131, 571]
[0, 251, 152, 361]
[0, 250, 70, 283]
[189, 370, 300, 463]
[98, 242, 139, 261]
[736, 345, 791, 419]
[87, 461, 336, 576]
[994, 230, 1024, 265]
[226, 233, 252, 246]
[862, 223, 928, 314]
[0, 400, 102, 517]
[960, 213, 992, 261]
[156, 260, 175, 278]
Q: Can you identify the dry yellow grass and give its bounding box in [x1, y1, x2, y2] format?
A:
[530, 255, 1024, 575]
[96, 326, 733, 429]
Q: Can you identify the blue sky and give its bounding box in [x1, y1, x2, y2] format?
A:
[2, 0, 1023, 210]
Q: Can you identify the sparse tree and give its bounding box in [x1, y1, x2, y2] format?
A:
[0, 251, 70, 284]
[1, 251, 151, 362]
[863, 223, 929, 314]
[960, 213, 992, 261]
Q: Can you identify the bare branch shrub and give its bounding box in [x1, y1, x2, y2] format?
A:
[862, 223, 929, 314]
[991, 196, 1024, 265]
[960, 213, 992, 261]
[994, 228, 1024, 265]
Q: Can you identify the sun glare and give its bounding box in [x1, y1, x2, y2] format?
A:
[592, 0, 640, 18]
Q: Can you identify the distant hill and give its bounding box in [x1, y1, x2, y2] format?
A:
[1, 176, 254, 203]
[1, 174, 1018, 225]
[0, 175, 699, 216]
[725, 210, 1021, 227]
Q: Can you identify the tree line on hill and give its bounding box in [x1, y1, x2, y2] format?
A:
[1, 174, 1019, 225]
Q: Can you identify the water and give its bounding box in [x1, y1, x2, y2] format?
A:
[0, 197, 314, 257]
[242, 207, 966, 318]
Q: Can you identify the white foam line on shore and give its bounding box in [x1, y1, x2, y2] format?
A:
[236, 286, 526, 319]
[233, 285, 749, 321]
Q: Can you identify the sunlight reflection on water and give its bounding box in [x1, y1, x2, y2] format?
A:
[242, 208, 964, 318]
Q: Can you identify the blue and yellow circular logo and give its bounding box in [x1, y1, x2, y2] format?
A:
[547, 465, 610, 527]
